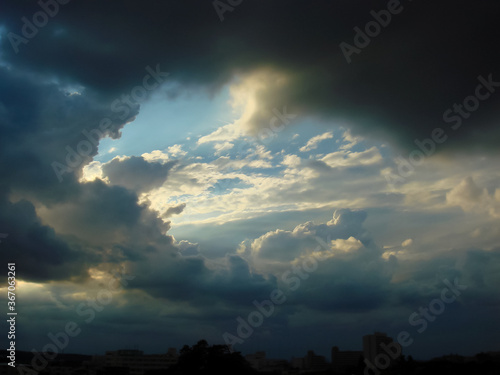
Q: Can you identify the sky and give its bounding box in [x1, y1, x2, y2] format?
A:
[1, 0, 500, 362]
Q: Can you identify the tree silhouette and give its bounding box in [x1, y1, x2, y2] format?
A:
[165, 340, 259, 375]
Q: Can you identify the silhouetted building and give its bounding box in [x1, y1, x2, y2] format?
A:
[331, 346, 362, 374]
[363, 332, 401, 367]
[46, 363, 83, 375]
[245, 351, 289, 372]
[290, 356, 305, 370]
[245, 351, 266, 370]
[291, 350, 328, 371]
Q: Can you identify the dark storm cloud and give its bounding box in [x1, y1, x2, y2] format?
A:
[239, 209, 498, 319]
[0, 178, 176, 281]
[396, 247, 500, 307]
[0, 62, 161, 281]
[39, 181, 143, 242]
[289, 246, 396, 312]
[0, 64, 140, 281]
[0, 197, 91, 281]
[0, 55, 273, 294]
[0, 65, 138, 203]
[243, 209, 395, 312]
[2, 0, 499, 153]
[125, 252, 277, 307]
[103, 156, 178, 193]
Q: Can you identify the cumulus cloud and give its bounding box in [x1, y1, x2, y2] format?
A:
[446, 177, 500, 218]
[243, 209, 368, 266]
[168, 144, 187, 157]
[233, 209, 401, 315]
[141, 150, 170, 163]
[103, 156, 178, 193]
[329, 236, 364, 253]
[176, 239, 200, 256]
[81, 161, 106, 182]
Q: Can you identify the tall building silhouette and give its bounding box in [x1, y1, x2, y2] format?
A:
[363, 332, 401, 365]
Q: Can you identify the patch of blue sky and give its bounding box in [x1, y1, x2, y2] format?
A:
[95, 84, 235, 163]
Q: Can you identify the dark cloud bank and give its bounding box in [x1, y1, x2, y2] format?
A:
[2, 0, 500, 152]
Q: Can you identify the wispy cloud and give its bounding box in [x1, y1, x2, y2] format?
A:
[299, 132, 334, 152]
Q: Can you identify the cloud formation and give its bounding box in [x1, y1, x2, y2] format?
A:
[1, 0, 500, 360]
[2, 1, 500, 154]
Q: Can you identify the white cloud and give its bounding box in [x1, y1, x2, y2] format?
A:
[299, 131, 334, 152]
[321, 146, 382, 168]
[253, 145, 273, 160]
[331, 236, 364, 252]
[198, 69, 292, 145]
[246, 210, 366, 262]
[282, 154, 301, 167]
[446, 177, 500, 218]
[80, 161, 105, 183]
[168, 144, 187, 157]
[198, 122, 245, 144]
[141, 150, 170, 163]
[339, 129, 362, 150]
[213, 142, 234, 155]
[402, 238, 413, 247]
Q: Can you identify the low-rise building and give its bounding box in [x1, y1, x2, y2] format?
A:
[291, 350, 328, 371]
[245, 351, 290, 373]
[331, 346, 362, 374]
